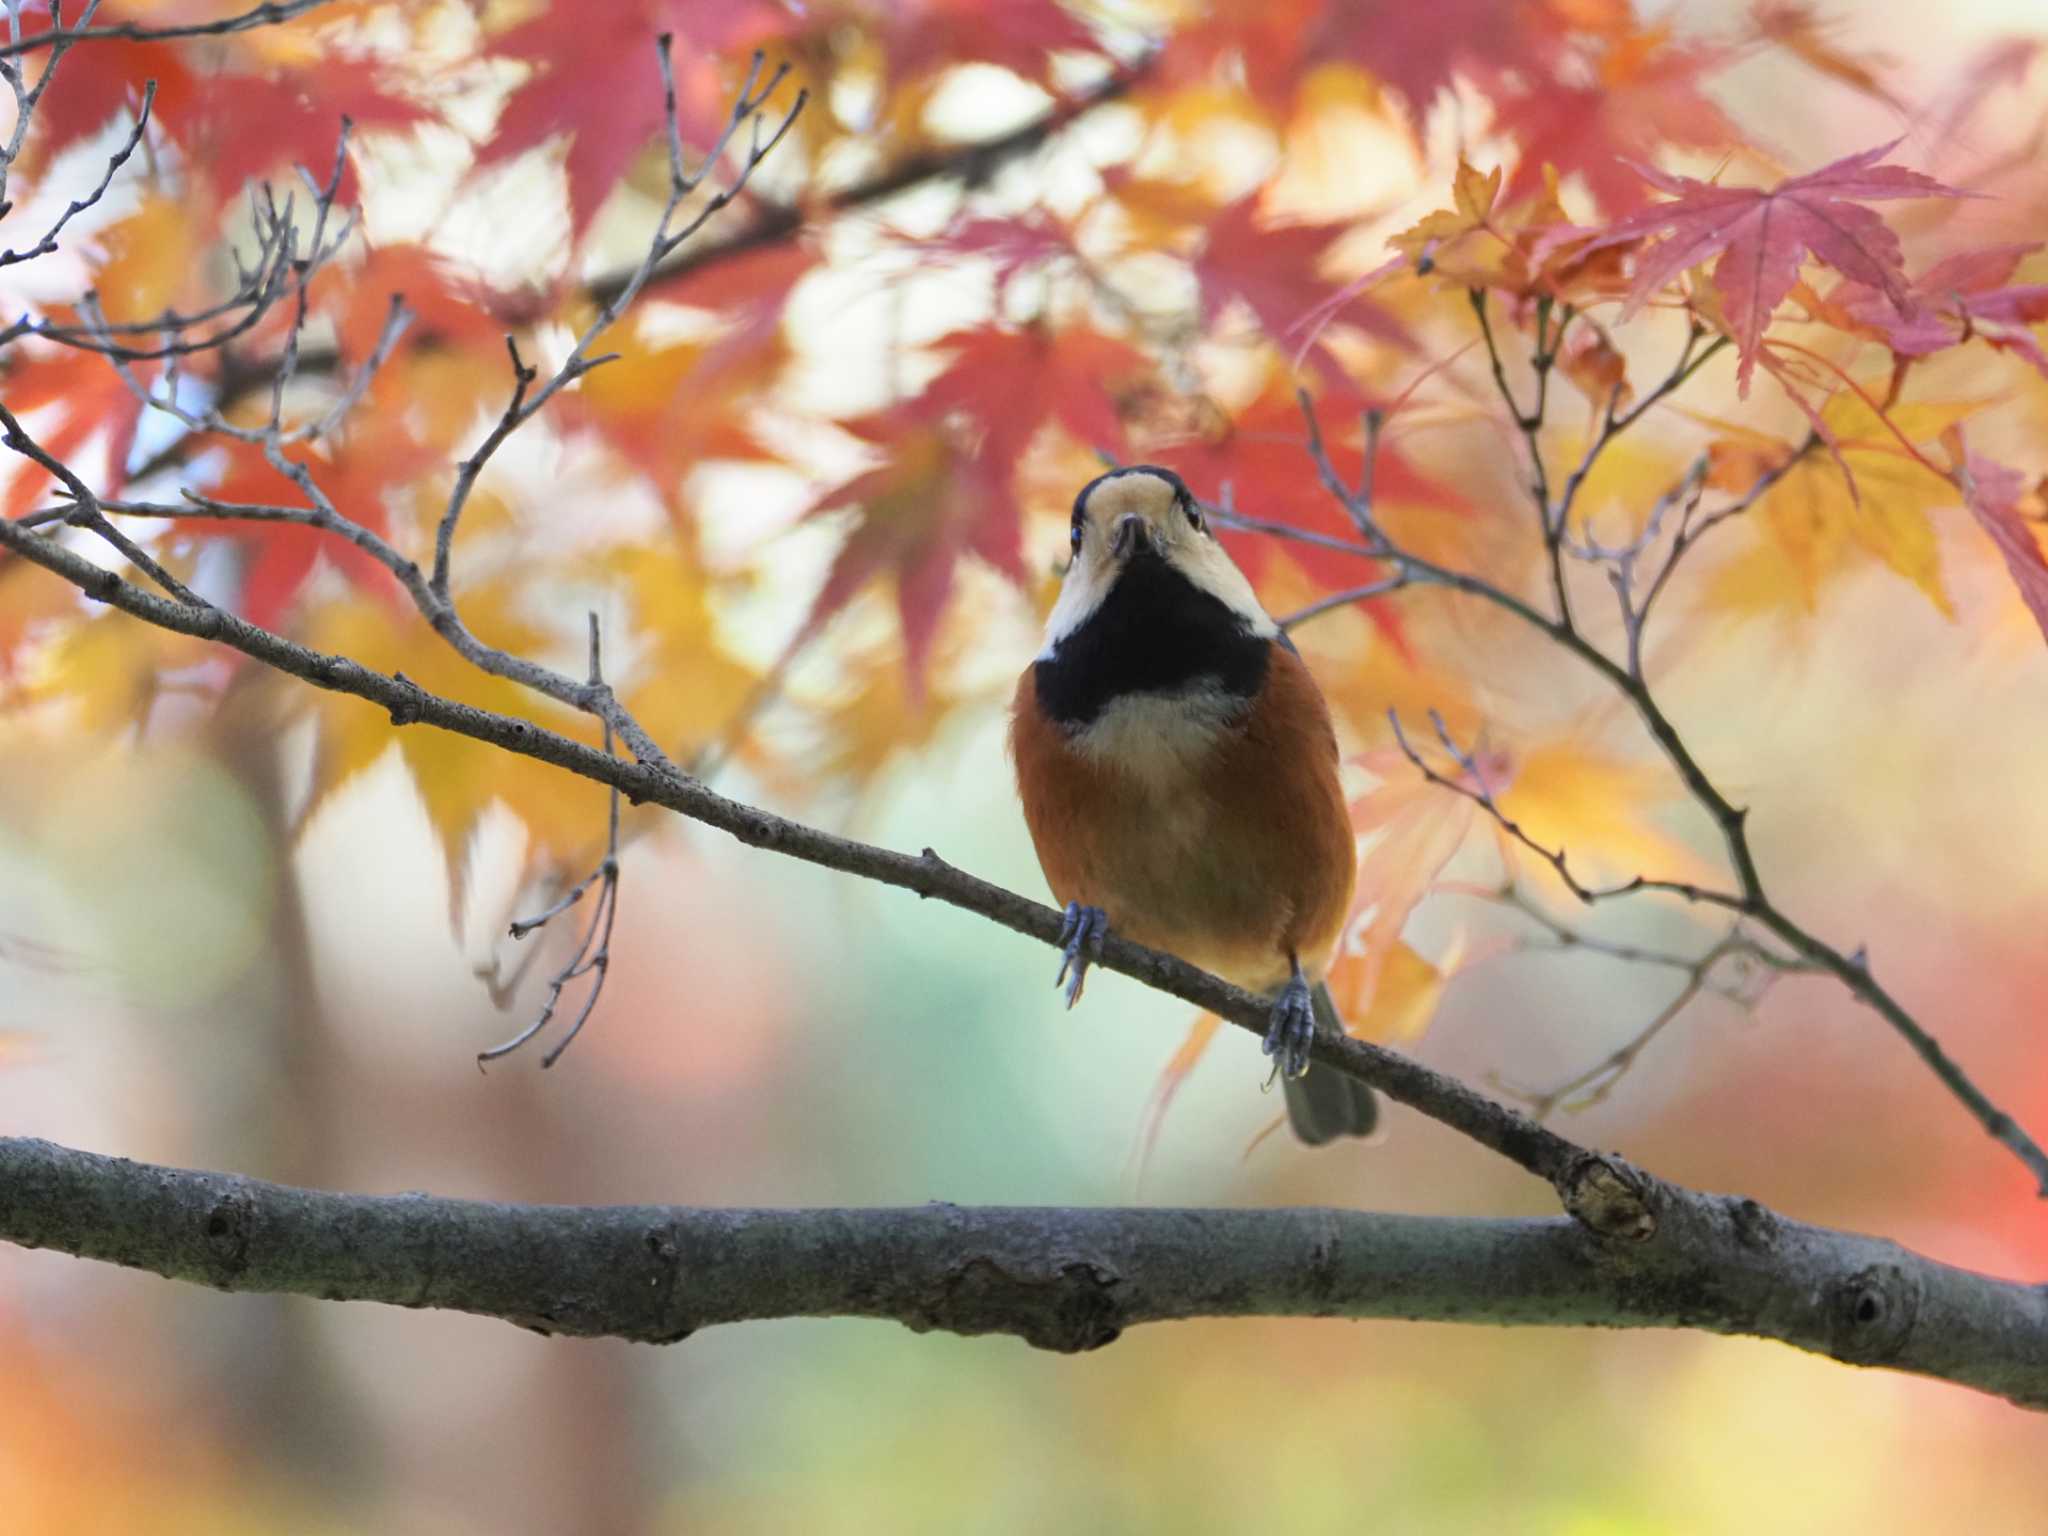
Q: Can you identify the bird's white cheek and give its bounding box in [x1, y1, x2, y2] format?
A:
[1038, 557, 1113, 656]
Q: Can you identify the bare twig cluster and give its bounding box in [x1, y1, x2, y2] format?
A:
[1215, 289, 2048, 1193]
[477, 615, 624, 1069]
[1463, 877, 1808, 1118]
[0, 3, 356, 363]
[7, 34, 803, 1063]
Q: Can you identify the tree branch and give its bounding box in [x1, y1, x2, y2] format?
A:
[1277, 375, 2048, 1196]
[0, 505, 1608, 1209]
[0, 0, 337, 59]
[4, 1136, 2046, 1408]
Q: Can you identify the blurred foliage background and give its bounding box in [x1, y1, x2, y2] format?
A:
[4, 0, 2048, 1530]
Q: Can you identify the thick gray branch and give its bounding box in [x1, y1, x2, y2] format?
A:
[4, 1136, 2046, 1408]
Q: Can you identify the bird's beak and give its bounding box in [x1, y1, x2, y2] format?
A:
[1112, 514, 1154, 561]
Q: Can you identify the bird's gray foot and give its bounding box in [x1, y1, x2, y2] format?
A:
[1263, 969, 1316, 1080]
[1055, 903, 1109, 1009]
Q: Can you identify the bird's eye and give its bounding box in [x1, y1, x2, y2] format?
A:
[1070, 520, 1084, 555]
[1183, 497, 1206, 535]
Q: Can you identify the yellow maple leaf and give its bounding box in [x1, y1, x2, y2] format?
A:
[1493, 734, 1714, 892]
[20, 607, 208, 736]
[1547, 429, 1695, 541]
[1388, 159, 1507, 286]
[93, 196, 203, 325]
[297, 583, 605, 921]
[596, 540, 761, 765]
[1334, 749, 1479, 1016]
[1325, 933, 1468, 1044]
[1709, 395, 1979, 618]
[578, 317, 712, 419]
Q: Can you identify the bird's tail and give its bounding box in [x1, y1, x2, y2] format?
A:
[1281, 981, 1379, 1146]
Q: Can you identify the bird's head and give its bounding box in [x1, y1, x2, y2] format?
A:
[1040, 465, 1276, 653]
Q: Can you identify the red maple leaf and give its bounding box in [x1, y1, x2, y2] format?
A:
[194, 62, 429, 202]
[1831, 245, 2048, 378]
[653, 241, 813, 352]
[795, 323, 1142, 681]
[871, 0, 1101, 88]
[913, 214, 1078, 289]
[558, 243, 815, 484]
[0, 349, 146, 519]
[206, 434, 418, 631]
[1312, 0, 1552, 125]
[1143, 0, 1323, 111]
[1195, 197, 1406, 362]
[922, 324, 1143, 469]
[478, 2, 799, 240]
[799, 411, 1019, 685]
[1490, 29, 1737, 214]
[1944, 426, 2048, 649]
[314, 242, 520, 364]
[35, 43, 424, 207]
[30, 39, 199, 164]
[1592, 141, 1970, 394]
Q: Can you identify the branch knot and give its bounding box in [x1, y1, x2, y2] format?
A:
[1561, 1154, 1657, 1242]
[1825, 1262, 1920, 1365]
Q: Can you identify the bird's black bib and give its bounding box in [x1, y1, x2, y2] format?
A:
[1034, 546, 1271, 729]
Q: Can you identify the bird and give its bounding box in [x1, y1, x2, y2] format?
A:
[1010, 463, 1377, 1144]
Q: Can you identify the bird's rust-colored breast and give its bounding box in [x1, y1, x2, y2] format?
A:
[1010, 644, 1354, 993]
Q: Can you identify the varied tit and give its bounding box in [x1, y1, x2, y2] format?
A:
[1010, 464, 1377, 1145]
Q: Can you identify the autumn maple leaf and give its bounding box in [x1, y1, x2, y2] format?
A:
[1829, 245, 2048, 379]
[1748, 1, 1904, 111]
[36, 43, 426, 208]
[1157, 380, 1453, 582]
[479, 1, 798, 239]
[1196, 195, 1403, 354]
[1943, 425, 2048, 648]
[313, 243, 518, 363]
[0, 349, 146, 519]
[206, 432, 419, 631]
[1311, 0, 1553, 125]
[1489, 26, 1737, 214]
[796, 324, 1140, 683]
[867, 0, 1101, 89]
[922, 324, 1142, 469]
[1142, 0, 1322, 110]
[1593, 141, 1969, 394]
[799, 415, 1018, 687]
[913, 214, 1079, 289]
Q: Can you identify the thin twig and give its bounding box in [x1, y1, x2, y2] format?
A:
[1485, 913, 1799, 1120]
[478, 614, 624, 1070]
[1386, 708, 1747, 912]
[0, 402, 205, 605]
[0, 0, 336, 58]
[429, 44, 805, 605]
[0, 78, 154, 267]
[1278, 574, 1409, 630]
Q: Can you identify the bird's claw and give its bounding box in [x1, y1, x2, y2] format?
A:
[1055, 902, 1109, 1009]
[1263, 974, 1316, 1080]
